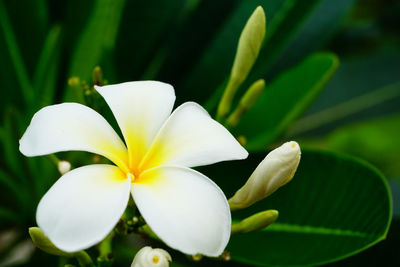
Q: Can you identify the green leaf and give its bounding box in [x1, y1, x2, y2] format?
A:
[0, 169, 25, 208]
[288, 82, 400, 137]
[234, 52, 338, 151]
[299, 113, 400, 177]
[0, 0, 48, 73]
[289, 52, 400, 136]
[33, 25, 63, 108]
[0, 207, 18, 224]
[64, 0, 126, 102]
[201, 149, 392, 266]
[0, 109, 25, 179]
[115, 0, 188, 81]
[0, 0, 35, 107]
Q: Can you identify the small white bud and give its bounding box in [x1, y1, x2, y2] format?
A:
[57, 160, 71, 175]
[131, 246, 171, 267]
[229, 141, 301, 210]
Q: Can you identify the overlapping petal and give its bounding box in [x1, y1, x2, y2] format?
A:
[131, 166, 231, 256]
[19, 103, 129, 171]
[95, 81, 175, 169]
[36, 165, 131, 252]
[139, 102, 248, 171]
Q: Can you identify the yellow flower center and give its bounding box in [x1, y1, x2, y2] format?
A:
[152, 255, 160, 264]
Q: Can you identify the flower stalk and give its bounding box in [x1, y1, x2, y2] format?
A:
[226, 79, 265, 128]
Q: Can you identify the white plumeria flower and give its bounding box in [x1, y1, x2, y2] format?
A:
[19, 81, 248, 256]
[131, 246, 171, 267]
[229, 141, 300, 210]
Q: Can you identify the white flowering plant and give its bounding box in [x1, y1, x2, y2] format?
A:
[0, 2, 394, 267]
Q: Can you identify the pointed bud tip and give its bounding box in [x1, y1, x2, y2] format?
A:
[255, 6, 265, 15]
[275, 141, 301, 158]
[253, 6, 266, 24]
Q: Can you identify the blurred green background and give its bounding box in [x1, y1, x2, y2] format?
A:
[0, 0, 399, 266]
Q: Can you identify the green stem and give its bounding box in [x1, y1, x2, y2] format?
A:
[138, 224, 160, 241]
[47, 154, 60, 166]
[74, 251, 94, 267]
[99, 233, 113, 257]
[0, 0, 35, 108]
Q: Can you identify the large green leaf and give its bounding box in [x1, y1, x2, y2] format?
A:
[299, 113, 400, 177]
[234, 52, 338, 151]
[289, 51, 400, 137]
[200, 149, 392, 266]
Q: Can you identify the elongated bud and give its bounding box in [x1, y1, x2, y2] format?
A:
[231, 210, 278, 234]
[29, 227, 94, 266]
[57, 160, 71, 175]
[217, 6, 266, 119]
[92, 66, 104, 86]
[226, 79, 265, 127]
[229, 141, 301, 210]
[29, 227, 73, 257]
[131, 246, 171, 267]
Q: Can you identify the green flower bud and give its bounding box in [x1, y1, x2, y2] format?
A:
[229, 141, 301, 210]
[29, 227, 93, 266]
[29, 227, 74, 257]
[217, 6, 266, 119]
[231, 210, 279, 234]
[92, 66, 104, 86]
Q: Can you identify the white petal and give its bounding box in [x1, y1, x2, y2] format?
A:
[132, 166, 231, 256]
[95, 81, 175, 168]
[36, 164, 131, 252]
[19, 103, 129, 171]
[139, 102, 248, 171]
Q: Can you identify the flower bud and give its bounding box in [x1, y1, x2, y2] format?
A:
[28, 227, 73, 257]
[226, 79, 265, 128]
[57, 160, 71, 175]
[131, 246, 171, 267]
[217, 6, 266, 119]
[229, 141, 301, 210]
[231, 210, 278, 234]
